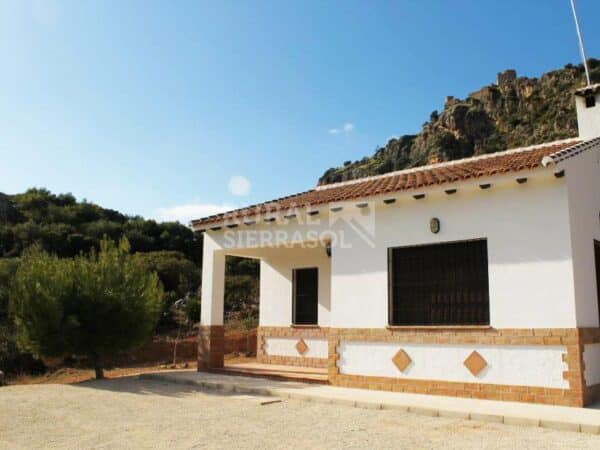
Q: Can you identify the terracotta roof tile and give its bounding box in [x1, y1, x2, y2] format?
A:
[192, 139, 583, 228]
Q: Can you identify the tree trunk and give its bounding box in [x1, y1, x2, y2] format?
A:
[92, 353, 104, 379]
[173, 325, 181, 366]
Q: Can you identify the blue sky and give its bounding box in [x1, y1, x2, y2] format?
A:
[1, 0, 598, 223]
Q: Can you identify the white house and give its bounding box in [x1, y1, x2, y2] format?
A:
[191, 85, 600, 407]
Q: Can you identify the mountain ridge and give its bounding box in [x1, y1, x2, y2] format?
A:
[318, 60, 600, 185]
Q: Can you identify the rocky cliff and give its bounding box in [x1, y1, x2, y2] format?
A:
[318, 60, 600, 185]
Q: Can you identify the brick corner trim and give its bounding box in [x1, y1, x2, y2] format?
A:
[197, 325, 224, 369]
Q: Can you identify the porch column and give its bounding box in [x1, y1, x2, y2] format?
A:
[198, 237, 225, 369]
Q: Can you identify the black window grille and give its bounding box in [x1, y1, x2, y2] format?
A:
[388, 239, 490, 326]
[293, 267, 318, 325]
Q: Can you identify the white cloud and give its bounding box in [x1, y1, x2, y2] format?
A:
[328, 122, 354, 135]
[32, 0, 61, 25]
[153, 203, 235, 224]
[228, 175, 251, 196]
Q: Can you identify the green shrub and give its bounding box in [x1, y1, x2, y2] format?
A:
[10, 238, 163, 378]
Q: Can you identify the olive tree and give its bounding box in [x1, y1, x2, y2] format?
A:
[10, 238, 163, 378]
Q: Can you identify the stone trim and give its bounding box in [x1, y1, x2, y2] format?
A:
[330, 327, 582, 346]
[330, 373, 578, 406]
[197, 325, 224, 369]
[258, 326, 330, 338]
[258, 354, 328, 368]
[251, 326, 600, 406]
[257, 326, 329, 368]
[327, 327, 600, 407]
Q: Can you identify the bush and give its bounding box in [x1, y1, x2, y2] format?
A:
[0, 323, 45, 376]
[10, 238, 163, 378]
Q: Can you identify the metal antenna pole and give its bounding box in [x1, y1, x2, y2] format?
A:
[570, 0, 591, 86]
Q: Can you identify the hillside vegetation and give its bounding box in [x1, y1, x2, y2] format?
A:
[0, 188, 259, 375]
[319, 60, 600, 184]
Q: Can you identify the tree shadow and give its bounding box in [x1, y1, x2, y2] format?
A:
[71, 370, 313, 399]
[71, 373, 247, 399]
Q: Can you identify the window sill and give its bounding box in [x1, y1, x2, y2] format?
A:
[385, 325, 492, 331]
[291, 324, 320, 329]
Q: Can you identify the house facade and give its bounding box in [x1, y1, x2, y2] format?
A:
[192, 85, 600, 407]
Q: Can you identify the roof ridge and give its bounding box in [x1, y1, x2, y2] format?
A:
[315, 137, 580, 191]
[542, 136, 600, 166]
[191, 138, 581, 228]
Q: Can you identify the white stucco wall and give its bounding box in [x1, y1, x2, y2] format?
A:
[563, 144, 600, 327]
[329, 170, 576, 329]
[264, 337, 328, 359]
[200, 234, 225, 326]
[575, 92, 600, 141]
[259, 246, 331, 327]
[584, 343, 600, 386]
[337, 341, 568, 388]
[202, 169, 576, 329]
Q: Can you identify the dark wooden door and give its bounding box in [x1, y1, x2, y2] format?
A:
[293, 268, 318, 325]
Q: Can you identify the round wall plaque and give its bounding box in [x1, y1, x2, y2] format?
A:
[430, 218, 440, 234]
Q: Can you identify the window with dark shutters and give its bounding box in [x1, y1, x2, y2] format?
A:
[293, 267, 318, 325]
[388, 239, 490, 326]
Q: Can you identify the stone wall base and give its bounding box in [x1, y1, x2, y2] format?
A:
[327, 327, 600, 407]
[197, 325, 224, 369]
[329, 374, 579, 406]
[235, 326, 600, 407]
[257, 326, 328, 368]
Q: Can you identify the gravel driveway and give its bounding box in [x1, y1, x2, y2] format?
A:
[1, 377, 599, 449]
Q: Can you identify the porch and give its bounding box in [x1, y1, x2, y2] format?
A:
[214, 361, 328, 384]
[198, 230, 333, 377]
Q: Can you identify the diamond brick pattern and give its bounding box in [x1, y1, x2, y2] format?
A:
[392, 349, 412, 373]
[464, 350, 487, 376]
[295, 339, 308, 356]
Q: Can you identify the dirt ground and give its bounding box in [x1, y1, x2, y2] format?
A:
[1, 377, 599, 450]
[6, 355, 254, 385]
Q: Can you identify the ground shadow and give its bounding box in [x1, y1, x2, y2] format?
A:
[72, 369, 316, 399]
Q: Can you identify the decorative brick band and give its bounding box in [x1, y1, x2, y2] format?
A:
[197, 325, 224, 369]
[331, 327, 581, 346]
[258, 326, 330, 339]
[331, 373, 576, 405]
[250, 326, 600, 406]
[258, 354, 328, 368]
[257, 326, 329, 368]
[327, 327, 600, 407]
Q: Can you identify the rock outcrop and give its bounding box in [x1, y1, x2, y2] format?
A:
[318, 60, 600, 185]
